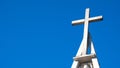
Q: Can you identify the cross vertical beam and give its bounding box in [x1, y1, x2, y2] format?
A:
[82, 8, 90, 55]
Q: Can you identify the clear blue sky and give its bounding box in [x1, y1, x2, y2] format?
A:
[0, 0, 119, 68]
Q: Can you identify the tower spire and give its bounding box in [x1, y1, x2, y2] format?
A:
[71, 8, 103, 68]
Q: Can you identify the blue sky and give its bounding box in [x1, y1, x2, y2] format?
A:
[0, 0, 120, 68]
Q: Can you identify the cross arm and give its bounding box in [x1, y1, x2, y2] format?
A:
[72, 16, 103, 26]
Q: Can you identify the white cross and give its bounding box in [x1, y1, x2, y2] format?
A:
[72, 8, 102, 55]
[71, 8, 103, 68]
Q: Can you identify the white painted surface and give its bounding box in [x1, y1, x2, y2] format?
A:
[72, 16, 102, 25]
[71, 8, 103, 68]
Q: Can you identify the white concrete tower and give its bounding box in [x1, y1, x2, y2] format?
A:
[71, 8, 103, 68]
